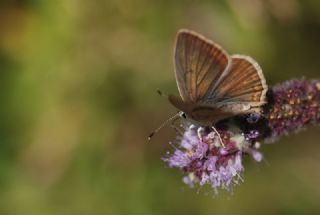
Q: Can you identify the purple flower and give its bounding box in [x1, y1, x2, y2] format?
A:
[163, 79, 320, 194]
[180, 128, 199, 149]
[251, 150, 263, 162]
[265, 79, 320, 140]
[164, 149, 191, 168]
[163, 126, 258, 193]
[245, 130, 260, 141]
[192, 141, 208, 160]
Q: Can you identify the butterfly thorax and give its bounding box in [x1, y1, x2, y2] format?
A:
[169, 94, 236, 125]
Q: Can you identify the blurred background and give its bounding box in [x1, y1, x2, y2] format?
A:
[1, 0, 320, 214]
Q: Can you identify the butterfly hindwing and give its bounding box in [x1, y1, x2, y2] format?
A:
[208, 55, 268, 111]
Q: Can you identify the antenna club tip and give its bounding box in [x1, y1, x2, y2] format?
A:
[147, 112, 180, 141]
[148, 132, 155, 141]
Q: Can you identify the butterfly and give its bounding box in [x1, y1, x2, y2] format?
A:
[148, 29, 268, 141]
[168, 29, 268, 125]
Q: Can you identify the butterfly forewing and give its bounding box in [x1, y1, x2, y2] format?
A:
[174, 30, 230, 103]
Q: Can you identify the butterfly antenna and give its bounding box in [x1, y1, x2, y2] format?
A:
[157, 89, 168, 98]
[148, 112, 181, 141]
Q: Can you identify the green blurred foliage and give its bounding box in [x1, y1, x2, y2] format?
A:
[0, 0, 320, 214]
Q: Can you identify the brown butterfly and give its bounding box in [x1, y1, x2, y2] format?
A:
[148, 29, 268, 140]
[168, 29, 268, 125]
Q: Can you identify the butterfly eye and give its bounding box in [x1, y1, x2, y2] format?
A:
[181, 112, 187, 119]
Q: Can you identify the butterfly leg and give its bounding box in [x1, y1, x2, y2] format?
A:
[211, 126, 225, 148]
[197, 127, 205, 141]
[170, 118, 183, 136]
